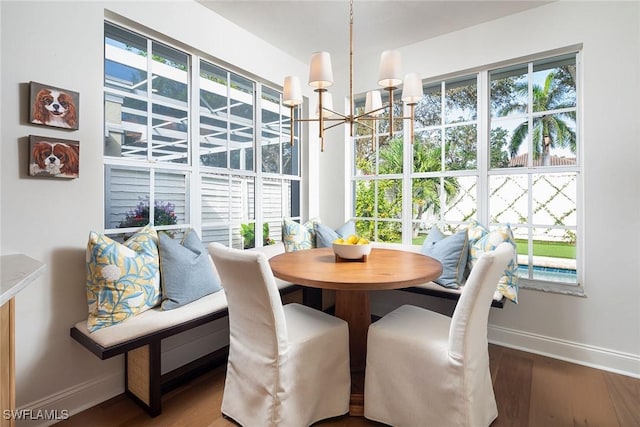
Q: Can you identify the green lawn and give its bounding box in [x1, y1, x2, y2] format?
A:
[514, 239, 575, 259]
[411, 236, 575, 259]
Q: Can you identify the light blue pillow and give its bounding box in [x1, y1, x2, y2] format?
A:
[420, 227, 469, 289]
[315, 220, 356, 248]
[159, 230, 222, 310]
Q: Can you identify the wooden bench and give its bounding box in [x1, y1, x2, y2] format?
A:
[70, 280, 304, 417]
[369, 242, 505, 308]
[69, 243, 310, 417]
[401, 281, 505, 308]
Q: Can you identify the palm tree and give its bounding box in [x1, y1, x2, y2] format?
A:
[379, 137, 459, 237]
[499, 68, 576, 165]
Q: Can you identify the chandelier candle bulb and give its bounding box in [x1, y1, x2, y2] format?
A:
[308, 52, 334, 89]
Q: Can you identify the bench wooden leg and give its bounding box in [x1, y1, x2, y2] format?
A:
[125, 341, 161, 417]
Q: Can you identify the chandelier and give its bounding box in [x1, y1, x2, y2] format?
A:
[282, 0, 424, 151]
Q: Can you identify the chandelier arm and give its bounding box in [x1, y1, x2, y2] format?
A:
[353, 120, 375, 131]
[353, 106, 386, 120]
[323, 108, 349, 119]
[323, 120, 350, 132]
[296, 117, 345, 123]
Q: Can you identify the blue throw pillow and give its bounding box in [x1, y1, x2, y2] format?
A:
[315, 220, 356, 248]
[159, 230, 222, 310]
[420, 227, 469, 288]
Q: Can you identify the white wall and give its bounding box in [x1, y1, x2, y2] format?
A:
[322, 1, 640, 375]
[0, 1, 310, 422]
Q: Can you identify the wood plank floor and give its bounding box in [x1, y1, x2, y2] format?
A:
[57, 344, 639, 427]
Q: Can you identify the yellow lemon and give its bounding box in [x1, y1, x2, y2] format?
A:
[357, 238, 369, 245]
[334, 237, 345, 244]
[346, 234, 359, 245]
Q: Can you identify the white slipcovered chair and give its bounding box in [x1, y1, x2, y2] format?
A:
[208, 243, 351, 427]
[364, 242, 514, 427]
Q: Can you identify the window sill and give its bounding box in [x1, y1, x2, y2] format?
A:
[519, 278, 585, 297]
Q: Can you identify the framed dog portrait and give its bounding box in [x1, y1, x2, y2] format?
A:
[29, 135, 80, 179]
[29, 82, 79, 130]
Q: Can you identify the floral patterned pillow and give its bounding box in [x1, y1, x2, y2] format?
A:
[86, 225, 161, 332]
[282, 218, 320, 252]
[469, 223, 519, 303]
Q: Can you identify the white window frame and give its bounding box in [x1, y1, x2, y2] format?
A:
[349, 46, 583, 295]
[103, 20, 301, 248]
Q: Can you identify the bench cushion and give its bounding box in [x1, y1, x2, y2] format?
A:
[73, 290, 229, 349]
[407, 280, 504, 303]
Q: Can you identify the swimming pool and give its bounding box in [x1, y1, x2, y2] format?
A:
[517, 265, 577, 284]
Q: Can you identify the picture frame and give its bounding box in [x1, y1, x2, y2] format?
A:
[29, 135, 80, 179]
[29, 81, 79, 130]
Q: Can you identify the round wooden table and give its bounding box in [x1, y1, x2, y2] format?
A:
[269, 247, 442, 416]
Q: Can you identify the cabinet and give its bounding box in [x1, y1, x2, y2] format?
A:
[1, 255, 46, 427]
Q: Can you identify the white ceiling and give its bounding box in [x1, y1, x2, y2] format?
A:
[198, 0, 551, 69]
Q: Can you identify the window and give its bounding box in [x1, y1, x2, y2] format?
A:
[351, 51, 580, 291]
[352, 93, 404, 242]
[104, 22, 300, 248]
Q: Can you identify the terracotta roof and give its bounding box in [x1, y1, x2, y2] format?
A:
[508, 153, 576, 167]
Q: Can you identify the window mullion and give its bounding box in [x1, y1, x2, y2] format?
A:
[255, 83, 264, 247]
[440, 81, 446, 225]
[146, 38, 153, 164]
[478, 71, 489, 226]
[226, 71, 232, 171]
[401, 102, 413, 245]
[527, 62, 535, 272]
[149, 169, 156, 226]
[527, 62, 534, 167]
[190, 57, 202, 235]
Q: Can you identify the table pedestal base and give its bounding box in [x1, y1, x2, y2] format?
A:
[335, 290, 370, 417]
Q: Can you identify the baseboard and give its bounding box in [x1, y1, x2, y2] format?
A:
[16, 371, 123, 427]
[488, 324, 640, 379]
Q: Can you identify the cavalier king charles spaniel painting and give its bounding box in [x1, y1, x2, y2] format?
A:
[29, 136, 79, 179]
[30, 82, 79, 130]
